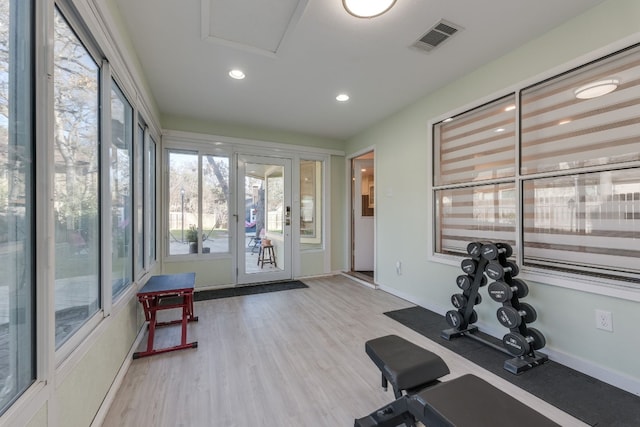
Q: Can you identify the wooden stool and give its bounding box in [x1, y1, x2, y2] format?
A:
[257, 245, 276, 268]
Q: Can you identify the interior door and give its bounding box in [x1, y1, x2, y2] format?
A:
[237, 155, 292, 284]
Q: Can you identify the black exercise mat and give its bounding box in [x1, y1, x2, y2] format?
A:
[385, 306, 640, 427]
[194, 280, 308, 301]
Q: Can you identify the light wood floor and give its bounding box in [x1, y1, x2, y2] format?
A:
[101, 275, 588, 427]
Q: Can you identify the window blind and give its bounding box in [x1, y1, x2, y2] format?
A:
[521, 45, 640, 174]
[434, 95, 516, 186]
[435, 183, 516, 256]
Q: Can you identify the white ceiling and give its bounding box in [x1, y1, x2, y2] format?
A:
[110, 0, 606, 141]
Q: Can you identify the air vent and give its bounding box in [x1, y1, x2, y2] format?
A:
[412, 19, 461, 53]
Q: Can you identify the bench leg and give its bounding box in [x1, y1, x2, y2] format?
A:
[354, 396, 416, 427]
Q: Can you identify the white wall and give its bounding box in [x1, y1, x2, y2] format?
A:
[345, 0, 640, 395]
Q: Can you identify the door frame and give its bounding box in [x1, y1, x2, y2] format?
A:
[346, 147, 376, 283]
[236, 154, 293, 284]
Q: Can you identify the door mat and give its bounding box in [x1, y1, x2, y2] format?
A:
[384, 306, 640, 427]
[194, 280, 308, 301]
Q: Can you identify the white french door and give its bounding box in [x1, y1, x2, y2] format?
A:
[236, 155, 292, 284]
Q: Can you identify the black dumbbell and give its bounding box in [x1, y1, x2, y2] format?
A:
[460, 258, 478, 275]
[481, 243, 513, 260]
[502, 328, 546, 357]
[466, 241, 487, 258]
[451, 293, 482, 309]
[456, 274, 487, 291]
[485, 260, 519, 280]
[487, 279, 529, 303]
[496, 303, 537, 328]
[445, 309, 478, 329]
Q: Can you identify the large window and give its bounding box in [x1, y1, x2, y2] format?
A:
[0, 0, 35, 414]
[520, 44, 640, 281]
[168, 150, 230, 255]
[53, 7, 100, 347]
[110, 82, 133, 298]
[433, 43, 640, 286]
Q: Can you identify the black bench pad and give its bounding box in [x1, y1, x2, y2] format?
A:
[408, 374, 561, 427]
[365, 335, 450, 393]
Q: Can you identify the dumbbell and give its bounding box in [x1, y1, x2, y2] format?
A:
[481, 242, 513, 260]
[487, 279, 529, 303]
[451, 293, 482, 309]
[502, 328, 546, 357]
[496, 303, 537, 328]
[445, 309, 478, 330]
[466, 241, 490, 258]
[460, 258, 479, 275]
[456, 274, 487, 291]
[485, 260, 519, 280]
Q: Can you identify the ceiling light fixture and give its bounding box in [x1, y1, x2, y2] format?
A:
[336, 93, 350, 102]
[574, 79, 619, 99]
[504, 105, 516, 112]
[495, 128, 505, 133]
[229, 69, 245, 80]
[343, 0, 396, 18]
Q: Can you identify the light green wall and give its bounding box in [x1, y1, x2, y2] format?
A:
[55, 297, 140, 427]
[164, 259, 234, 288]
[330, 155, 347, 272]
[25, 404, 47, 427]
[345, 0, 640, 390]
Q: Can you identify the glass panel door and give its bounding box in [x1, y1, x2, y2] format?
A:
[237, 155, 292, 284]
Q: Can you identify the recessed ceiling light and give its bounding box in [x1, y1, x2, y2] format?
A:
[229, 69, 245, 80]
[343, 0, 396, 18]
[574, 79, 619, 99]
[336, 93, 350, 102]
[495, 128, 505, 133]
[504, 105, 516, 112]
[559, 119, 572, 125]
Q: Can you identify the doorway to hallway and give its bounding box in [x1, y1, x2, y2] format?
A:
[350, 151, 375, 283]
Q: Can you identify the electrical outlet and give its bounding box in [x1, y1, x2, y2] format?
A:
[595, 309, 613, 332]
[395, 261, 402, 275]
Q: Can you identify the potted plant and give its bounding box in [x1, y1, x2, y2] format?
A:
[186, 225, 198, 253]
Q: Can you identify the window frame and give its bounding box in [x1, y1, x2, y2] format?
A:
[165, 147, 232, 258]
[430, 42, 640, 299]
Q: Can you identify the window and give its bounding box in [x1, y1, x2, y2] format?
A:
[520, 44, 640, 282]
[0, 0, 35, 414]
[433, 95, 517, 256]
[110, 81, 133, 298]
[300, 160, 323, 249]
[202, 155, 229, 254]
[147, 137, 157, 265]
[53, 7, 100, 347]
[168, 150, 230, 255]
[134, 123, 144, 276]
[433, 43, 640, 286]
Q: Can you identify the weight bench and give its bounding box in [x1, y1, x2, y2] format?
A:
[356, 335, 560, 427]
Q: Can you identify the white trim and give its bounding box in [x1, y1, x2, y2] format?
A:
[339, 272, 377, 289]
[163, 130, 345, 157]
[101, 60, 113, 317]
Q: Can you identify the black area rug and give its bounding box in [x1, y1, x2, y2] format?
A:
[385, 306, 640, 427]
[194, 280, 308, 301]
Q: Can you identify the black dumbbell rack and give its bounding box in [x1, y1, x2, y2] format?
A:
[441, 242, 549, 374]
